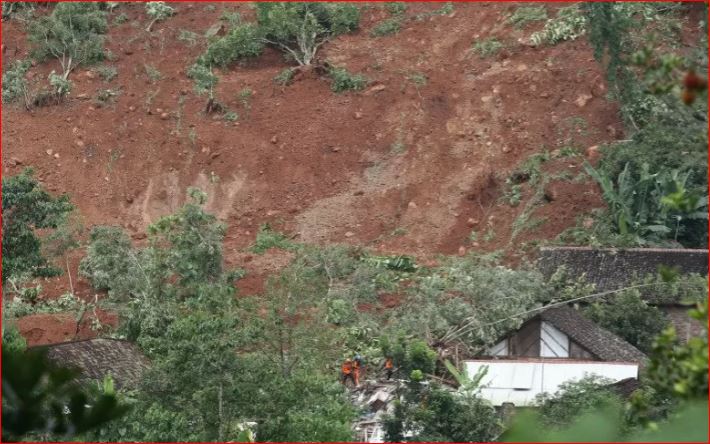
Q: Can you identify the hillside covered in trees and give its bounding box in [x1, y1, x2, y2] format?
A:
[2, 2, 708, 442]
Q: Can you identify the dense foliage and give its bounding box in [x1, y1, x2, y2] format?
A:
[2, 347, 126, 441]
[584, 289, 668, 353]
[571, 2, 709, 248]
[2, 169, 73, 285]
[383, 375, 501, 442]
[28, 2, 107, 80]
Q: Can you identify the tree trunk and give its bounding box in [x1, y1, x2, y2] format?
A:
[65, 255, 74, 295]
[218, 382, 224, 441]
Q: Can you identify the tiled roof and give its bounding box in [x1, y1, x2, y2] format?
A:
[33, 338, 150, 390]
[537, 246, 708, 304]
[539, 306, 647, 365]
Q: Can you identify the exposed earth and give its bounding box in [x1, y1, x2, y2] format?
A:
[5, 2, 677, 345]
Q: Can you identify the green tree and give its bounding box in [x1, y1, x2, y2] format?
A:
[534, 375, 621, 429]
[584, 289, 668, 353]
[255, 2, 360, 66]
[2, 168, 74, 285]
[383, 376, 500, 442]
[28, 2, 108, 82]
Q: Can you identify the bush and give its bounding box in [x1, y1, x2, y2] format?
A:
[471, 37, 503, 58]
[531, 5, 587, 46]
[79, 226, 138, 299]
[2, 60, 31, 106]
[251, 224, 297, 254]
[535, 375, 620, 428]
[187, 63, 218, 98]
[256, 2, 360, 65]
[507, 5, 548, 28]
[28, 2, 107, 79]
[145, 1, 174, 31]
[584, 290, 668, 353]
[328, 66, 367, 93]
[198, 23, 264, 67]
[385, 2, 407, 15]
[273, 67, 296, 86]
[2, 326, 27, 354]
[370, 17, 402, 37]
[95, 65, 117, 82]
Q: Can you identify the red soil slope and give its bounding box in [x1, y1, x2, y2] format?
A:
[3, 3, 633, 345]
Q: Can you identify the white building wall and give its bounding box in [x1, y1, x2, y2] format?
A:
[464, 360, 638, 406]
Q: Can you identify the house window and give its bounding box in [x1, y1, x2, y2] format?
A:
[488, 338, 509, 357]
[540, 321, 570, 357]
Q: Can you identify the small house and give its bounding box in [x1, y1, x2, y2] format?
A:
[32, 338, 150, 390]
[466, 306, 646, 406]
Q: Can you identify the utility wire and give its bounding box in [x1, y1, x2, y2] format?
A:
[442, 280, 702, 343]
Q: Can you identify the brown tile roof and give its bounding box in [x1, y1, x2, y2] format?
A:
[539, 306, 647, 365]
[32, 338, 150, 390]
[537, 247, 708, 304]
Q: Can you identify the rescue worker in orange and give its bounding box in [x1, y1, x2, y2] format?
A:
[341, 358, 355, 386]
[384, 356, 394, 380]
[352, 357, 361, 387]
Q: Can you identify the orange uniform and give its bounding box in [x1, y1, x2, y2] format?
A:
[341, 359, 355, 386]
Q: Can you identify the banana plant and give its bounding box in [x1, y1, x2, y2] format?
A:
[444, 359, 488, 402]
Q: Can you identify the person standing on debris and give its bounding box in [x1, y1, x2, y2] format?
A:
[342, 358, 355, 386]
[384, 356, 394, 380]
[353, 353, 365, 386]
[352, 357, 361, 387]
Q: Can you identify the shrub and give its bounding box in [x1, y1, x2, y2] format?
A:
[198, 23, 264, 67]
[535, 375, 619, 428]
[144, 64, 162, 82]
[584, 289, 668, 353]
[177, 29, 199, 47]
[385, 2, 407, 16]
[370, 17, 402, 37]
[187, 63, 218, 98]
[531, 5, 587, 46]
[328, 66, 367, 93]
[145, 1, 174, 32]
[251, 224, 297, 254]
[220, 10, 241, 27]
[256, 2, 360, 65]
[95, 64, 117, 82]
[2, 60, 31, 107]
[28, 2, 107, 80]
[273, 67, 296, 86]
[48, 71, 72, 97]
[471, 37, 503, 58]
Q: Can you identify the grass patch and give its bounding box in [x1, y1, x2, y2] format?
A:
[95, 65, 117, 82]
[385, 2, 407, 15]
[251, 224, 297, 254]
[406, 71, 427, 87]
[507, 6, 548, 29]
[329, 66, 368, 93]
[371, 17, 402, 37]
[177, 29, 199, 47]
[144, 64, 162, 83]
[274, 67, 296, 86]
[471, 38, 503, 58]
